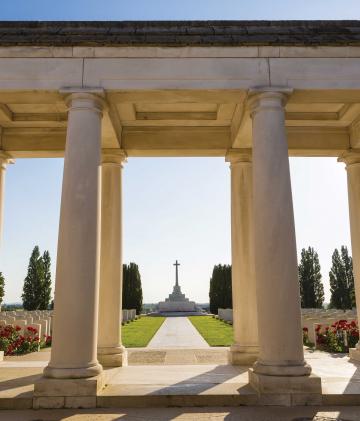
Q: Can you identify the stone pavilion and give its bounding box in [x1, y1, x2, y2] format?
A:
[1, 20, 360, 408]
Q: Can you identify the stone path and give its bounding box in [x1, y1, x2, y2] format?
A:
[147, 317, 209, 348]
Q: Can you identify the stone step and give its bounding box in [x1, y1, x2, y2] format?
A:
[97, 383, 258, 407]
[127, 348, 228, 365]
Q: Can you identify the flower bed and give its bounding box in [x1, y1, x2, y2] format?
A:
[314, 320, 359, 353]
[0, 325, 51, 356]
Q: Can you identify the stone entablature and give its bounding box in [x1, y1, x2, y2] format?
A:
[0, 21, 360, 46]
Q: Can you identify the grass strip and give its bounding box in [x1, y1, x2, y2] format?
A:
[188, 315, 234, 346]
[122, 316, 165, 347]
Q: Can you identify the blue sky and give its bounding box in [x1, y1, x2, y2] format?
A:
[1, 0, 360, 21]
[0, 1, 357, 303]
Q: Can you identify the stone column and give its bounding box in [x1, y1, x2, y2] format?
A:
[97, 150, 127, 367]
[44, 92, 104, 379]
[226, 149, 259, 365]
[338, 152, 360, 362]
[248, 89, 320, 400]
[0, 152, 13, 247]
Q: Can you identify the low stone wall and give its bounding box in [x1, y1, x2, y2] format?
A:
[122, 309, 136, 324]
[218, 308, 233, 323]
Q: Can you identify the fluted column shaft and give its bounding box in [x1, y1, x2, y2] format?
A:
[44, 92, 104, 379]
[97, 151, 127, 367]
[250, 89, 310, 377]
[227, 150, 259, 365]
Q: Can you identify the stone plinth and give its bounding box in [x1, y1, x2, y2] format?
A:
[158, 300, 197, 312]
[33, 373, 104, 409]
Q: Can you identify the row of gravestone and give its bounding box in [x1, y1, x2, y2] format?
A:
[217, 307, 358, 346]
[0, 308, 137, 349]
[301, 308, 357, 344]
[0, 310, 53, 345]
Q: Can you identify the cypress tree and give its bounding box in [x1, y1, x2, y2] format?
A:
[122, 263, 143, 314]
[39, 250, 52, 310]
[341, 246, 355, 308]
[329, 246, 355, 310]
[0, 272, 5, 311]
[22, 246, 43, 310]
[298, 247, 324, 308]
[209, 264, 220, 314]
[209, 264, 232, 314]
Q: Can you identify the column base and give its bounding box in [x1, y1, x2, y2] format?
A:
[249, 368, 322, 406]
[253, 360, 312, 376]
[33, 372, 104, 409]
[349, 347, 360, 362]
[228, 344, 259, 365]
[97, 345, 127, 367]
[43, 362, 103, 379]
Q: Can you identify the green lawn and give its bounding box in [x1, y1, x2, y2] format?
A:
[188, 315, 234, 346]
[122, 316, 165, 347]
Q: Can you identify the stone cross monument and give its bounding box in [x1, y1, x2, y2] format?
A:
[158, 260, 198, 313]
[174, 259, 180, 286]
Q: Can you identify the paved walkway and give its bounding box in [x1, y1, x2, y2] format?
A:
[147, 317, 209, 348]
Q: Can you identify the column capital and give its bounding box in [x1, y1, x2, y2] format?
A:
[101, 149, 127, 165]
[247, 86, 293, 116]
[0, 151, 14, 169]
[338, 150, 360, 167]
[60, 88, 106, 114]
[225, 149, 252, 165]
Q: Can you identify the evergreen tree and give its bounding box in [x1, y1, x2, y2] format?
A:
[22, 246, 43, 310]
[0, 272, 5, 310]
[341, 246, 355, 308]
[298, 247, 324, 308]
[39, 251, 52, 310]
[209, 264, 232, 314]
[122, 263, 143, 314]
[329, 246, 355, 310]
[22, 246, 52, 310]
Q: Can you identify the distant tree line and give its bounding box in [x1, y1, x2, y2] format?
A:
[207, 245, 356, 315]
[298, 245, 355, 310]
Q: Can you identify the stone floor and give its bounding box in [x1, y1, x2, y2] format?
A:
[1, 406, 360, 420]
[1, 348, 360, 409]
[147, 317, 209, 348]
